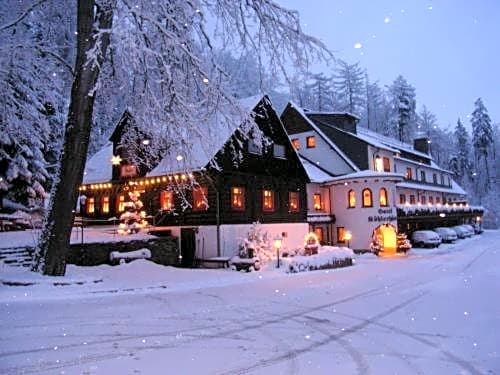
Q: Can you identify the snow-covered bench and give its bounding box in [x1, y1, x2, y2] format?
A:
[196, 256, 231, 268]
[109, 249, 151, 265]
[230, 256, 261, 272]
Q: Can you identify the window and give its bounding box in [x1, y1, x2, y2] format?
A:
[420, 170, 426, 182]
[289, 191, 299, 212]
[406, 167, 413, 180]
[160, 191, 173, 211]
[383, 157, 390, 172]
[440, 175, 445, 185]
[101, 196, 109, 214]
[362, 188, 373, 207]
[120, 164, 137, 178]
[314, 227, 323, 243]
[262, 190, 275, 212]
[337, 226, 346, 243]
[291, 138, 300, 150]
[116, 195, 125, 213]
[399, 194, 406, 204]
[421, 195, 426, 205]
[231, 187, 245, 211]
[433, 173, 438, 184]
[306, 136, 316, 148]
[409, 195, 416, 204]
[193, 187, 208, 211]
[248, 139, 262, 155]
[273, 144, 286, 159]
[448, 176, 451, 186]
[374, 155, 383, 172]
[348, 190, 356, 208]
[313, 193, 323, 210]
[429, 196, 434, 204]
[86, 197, 95, 214]
[379, 188, 388, 207]
[436, 197, 441, 204]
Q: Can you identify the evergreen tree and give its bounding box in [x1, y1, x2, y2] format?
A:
[333, 59, 365, 115]
[304, 72, 335, 111]
[388, 75, 417, 142]
[471, 98, 493, 192]
[448, 118, 471, 185]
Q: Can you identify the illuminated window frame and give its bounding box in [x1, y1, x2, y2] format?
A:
[383, 157, 390, 172]
[314, 227, 323, 243]
[116, 195, 125, 213]
[160, 190, 174, 211]
[362, 188, 373, 208]
[231, 187, 245, 211]
[406, 167, 413, 180]
[337, 226, 345, 243]
[101, 196, 110, 214]
[306, 136, 316, 148]
[262, 190, 275, 212]
[348, 190, 356, 208]
[86, 197, 95, 214]
[193, 187, 208, 211]
[289, 191, 300, 212]
[291, 138, 300, 150]
[379, 188, 388, 207]
[313, 193, 322, 211]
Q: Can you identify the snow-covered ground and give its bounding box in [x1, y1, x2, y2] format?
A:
[1, 231, 499, 374]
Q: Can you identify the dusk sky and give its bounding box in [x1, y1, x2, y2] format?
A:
[281, 0, 500, 130]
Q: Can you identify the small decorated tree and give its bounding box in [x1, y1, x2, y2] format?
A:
[238, 222, 273, 261]
[117, 192, 148, 235]
[370, 235, 383, 255]
[397, 233, 412, 253]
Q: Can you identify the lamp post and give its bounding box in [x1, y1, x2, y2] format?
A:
[274, 236, 283, 268]
[344, 231, 352, 249]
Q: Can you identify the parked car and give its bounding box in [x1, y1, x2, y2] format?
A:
[451, 225, 470, 239]
[433, 227, 458, 243]
[462, 224, 476, 236]
[411, 230, 442, 248]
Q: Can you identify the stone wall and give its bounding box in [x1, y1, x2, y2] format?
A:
[67, 237, 179, 266]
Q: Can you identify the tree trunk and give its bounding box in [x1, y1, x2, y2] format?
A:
[33, 0, 115, 276]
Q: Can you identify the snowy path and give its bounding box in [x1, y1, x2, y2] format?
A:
[1, 231, 499, 374]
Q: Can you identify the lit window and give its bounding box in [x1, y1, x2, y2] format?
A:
[399, 194, 406, 204]
[433, 173, 438, 184]
[429, 196, 434, 204]
[116, 195, 125, 212]
[314, 227, 323, 243]
[273, 144, 286, 159]
[348, 190, 356, 208]
[263, 190, 275, 212]
[291, 138, 300, 150]
[410, 195, 416, 204]
[383, 157, 390, 172]
[337, 226, 345, 243]
[86, 197, 95, 214]
[406, 167, 413, 179]
[120, 164, 137, 178]
[289, 191, 299, 212]
[160, 191, 173, 210]
[436, 197, 441, 204]
[421, 195, 426, 204]
[379, 188, 388, 207]
[306, 136, 316, 148]
[193, 187, 208, 211]
[420, 170, 426, 182]
[374, 155, 383, 172]
[313, 193, 322, 210]
[231, 187, 245, 211]
[362, 188, 373, 207]
[101, 196, 109, 213]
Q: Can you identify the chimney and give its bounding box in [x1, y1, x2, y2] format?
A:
[414, 137, 430, 154]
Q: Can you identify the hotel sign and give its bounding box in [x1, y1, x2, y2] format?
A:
[368, 208, 397, 222]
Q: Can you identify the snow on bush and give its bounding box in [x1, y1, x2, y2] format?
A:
[237, 222, 275, 263]
[285, 246, 354, 273]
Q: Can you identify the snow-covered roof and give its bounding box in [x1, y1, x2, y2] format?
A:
[323, 170, 405, 184]
[305, 111, 360, 120]
[148, 95, 264, 177]
[357, 127, 431, 160]
[287, 102, 359, 172]
[395, 156, 451, 174]
[83, 143, 113, 184]
[299, 156, 335, 183]
[396, 180, 467, 196]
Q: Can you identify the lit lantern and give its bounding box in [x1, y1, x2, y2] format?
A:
[344, 231, 352, 248]
[111, 155, 122, 165]
[273, 236, 283, 268]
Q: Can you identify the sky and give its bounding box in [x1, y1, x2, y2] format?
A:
[280, 0, 500, 130]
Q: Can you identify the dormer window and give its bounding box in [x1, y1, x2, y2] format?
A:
[383, 157, 390, 172]
[273, 144, 286, 159]
[291, 138, 300, 150]
[374, 155, 383, 172]
[306, 136, 316, 148]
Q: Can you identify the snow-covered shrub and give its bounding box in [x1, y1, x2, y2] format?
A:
[285, 246, 354, 273]
[238, 222, 274, 262]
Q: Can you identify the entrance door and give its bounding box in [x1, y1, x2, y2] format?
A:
[375, 224, 397, 256]
[180, 228, 196, 267]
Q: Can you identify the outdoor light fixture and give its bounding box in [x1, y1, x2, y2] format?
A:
[142, 139, 151, 146]
[176, 155, 183, 161]
[439, 213, 446, 218]
[344, 231, 352, 248]
[274, 236, 283, 268]
[111, 155, 122, 165]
